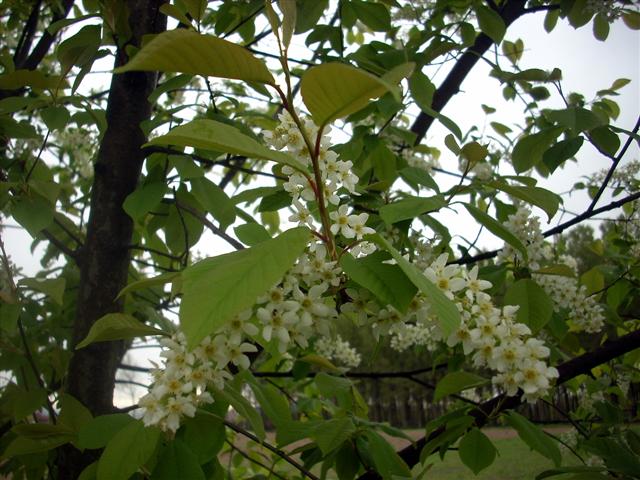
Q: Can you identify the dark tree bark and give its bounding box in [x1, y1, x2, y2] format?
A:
[59, 1, 166, 477]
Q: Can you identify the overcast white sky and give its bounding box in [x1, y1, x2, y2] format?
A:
[3, 8, 638, 405]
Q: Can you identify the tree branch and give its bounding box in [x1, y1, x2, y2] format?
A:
[454, 191, 640, 265]
[410, 0, 528, 145]
[586, 115, 640, 213]
[357, 328, 640, 478]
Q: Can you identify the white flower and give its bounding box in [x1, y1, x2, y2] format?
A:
[348, 212, 375, 240]
[165, 395, 197, 432]
[330, 204, 354, 238]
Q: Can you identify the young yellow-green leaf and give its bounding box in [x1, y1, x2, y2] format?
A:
[97, 420, 161, 480]
[490, 181, 561, 221]
[505, 411, 561, 467]
[458, 428, 497, 474]
[434, 371, 489, 402]
[58, 394, 93, 433]
[19, 277, 66, 305]
[463, 203, 528, 261]
[504, 279, 553, 333]
[371, 234, 460, 337]
[76, 313, 170, 349]
[379, 195, 445, 225]
[180, 227, 310, 346]
[114, 29, 275, 85]
[145, 119, 306, 173]
[301, 62, 399, 127]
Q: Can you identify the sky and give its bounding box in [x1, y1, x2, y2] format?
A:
[2, 6, 639, 405]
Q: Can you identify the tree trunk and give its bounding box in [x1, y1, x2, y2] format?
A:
[59, 1, 166, 477]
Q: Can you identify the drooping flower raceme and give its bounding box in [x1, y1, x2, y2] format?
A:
[500, 205, 605, 333]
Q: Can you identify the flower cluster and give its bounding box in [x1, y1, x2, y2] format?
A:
[140, 329, 255, 432]
[340, 252, 559, 402]
[500, 205, 605, 333]
[265, 111, 374, 242]
[315, 334, 361, 368]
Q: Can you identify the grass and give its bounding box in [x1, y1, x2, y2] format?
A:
[422, 429, 580, 480]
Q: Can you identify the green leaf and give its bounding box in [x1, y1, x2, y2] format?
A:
[216, 384, 265, 440]
[11, 193, 54, 237]
[336, 441, 360, 480]
[420, 104, 463, 140]
[340, 251, 417, 313]
[76, 313, 170, 349]
[543, 137, 584, 173]
[301, 62, 399, 127]
[179, 414, 225, 464]
[512, 128, 562, 173]
[115, 29, 274, 84]
[409, 71, 435, 111]
[243, 372, 291, 427]
[117, 272, 180, 299]
[622, 11, 640, 29]
[361, 430, 411, 480]
[434, 371, 488, 401]
[234, 222, 271, 246]
[536, 466, 609, 480]
[41, 105, 70, 130]
[190, 177, 235, 230]
[78, 414, 135, 450]
[458, 428, 497, 474]
[490, 181, 561, 221]
[398, 167, 439, 193]
[589, 126, 620, 156]
[123, 182, 166, 222]
[475, 4, 506, 43]
[281, 0, 297, 47]
[0, 69, 61, 90]
[97, 420, 161, 480]
[145, 119, 305, 173]
[371, 234, 460, 337]
[504, 279, 553, 333]
[593, 13, 609, 41]
[58, 394, 93, 433]
[545, 108, 604, 132]
[351, 0, 390, 31]
[2, 434, 74, 459]
[505, 411, 561, 467]
[312, 417, 356, 455]
[180, 227, 310, 346]
[581, 267, 604, 296]
[296, 0, 329, 33]
[151, 439, 205, 480]
[464, 204, 528, 261]
[19, 277, 66, 305]
[379, 195, 445, 225]
[12, 423, 75, 440]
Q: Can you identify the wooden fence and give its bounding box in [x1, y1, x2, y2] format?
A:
[354, 378, 640, 428]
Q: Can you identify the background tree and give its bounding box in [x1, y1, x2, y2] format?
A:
[1, 1, 639, 479]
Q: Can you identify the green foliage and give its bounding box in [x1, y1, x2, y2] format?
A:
[1, 1, 639, 479]
[180, 226, 309, 346]
[76, 313, 169, 349]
